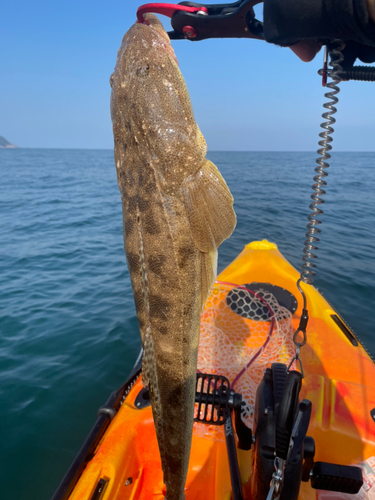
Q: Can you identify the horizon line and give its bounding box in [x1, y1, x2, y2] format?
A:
[2, 147, 375, 153]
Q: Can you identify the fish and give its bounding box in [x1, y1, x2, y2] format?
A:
[110, 14, 236, 500]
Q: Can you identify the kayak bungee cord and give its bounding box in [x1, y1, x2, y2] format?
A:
[292, 40, 345, 374]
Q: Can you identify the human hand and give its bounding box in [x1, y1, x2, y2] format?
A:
[263, 0, 375, 62]
[290, 0, 375, 63]
[289, 40, 322, 62]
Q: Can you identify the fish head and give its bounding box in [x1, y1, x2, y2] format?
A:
[110, 14, 206, 195]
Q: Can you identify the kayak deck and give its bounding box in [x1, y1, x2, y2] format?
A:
[67, 241, 375, 500]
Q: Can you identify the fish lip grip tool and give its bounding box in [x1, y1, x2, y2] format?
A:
[137, 3, 209, 24]
[136, 0, 264, 41]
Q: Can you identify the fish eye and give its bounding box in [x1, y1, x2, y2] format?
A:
[137, 63, 150, 77]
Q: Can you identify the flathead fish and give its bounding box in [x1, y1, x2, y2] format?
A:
[110, 14, 236, 500]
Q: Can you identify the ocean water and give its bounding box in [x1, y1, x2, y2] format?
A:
[1, 149, 374, 499]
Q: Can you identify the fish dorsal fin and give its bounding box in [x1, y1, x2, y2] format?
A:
[182, 159, 236, 253]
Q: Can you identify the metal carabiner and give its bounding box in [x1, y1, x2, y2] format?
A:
[287, 343, 304, 378]
[293, 306, 308, 347]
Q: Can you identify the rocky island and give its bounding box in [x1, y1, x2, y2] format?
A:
[0, 135, 17, 148]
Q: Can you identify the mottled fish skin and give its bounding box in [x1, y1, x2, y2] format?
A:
[110, 14, 236, 500]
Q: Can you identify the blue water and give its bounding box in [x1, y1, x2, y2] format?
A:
[1, 149, 374, 499]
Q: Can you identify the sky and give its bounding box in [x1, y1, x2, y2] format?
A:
[1, 0, 375, 151]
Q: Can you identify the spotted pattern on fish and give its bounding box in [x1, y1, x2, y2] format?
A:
[143, 328, 167, 477]
[136, 208, 149, 315]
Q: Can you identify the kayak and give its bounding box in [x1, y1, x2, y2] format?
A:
[51, 240, 375, 500]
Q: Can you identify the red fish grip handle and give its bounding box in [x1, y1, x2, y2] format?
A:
[137, 3, 208, 24]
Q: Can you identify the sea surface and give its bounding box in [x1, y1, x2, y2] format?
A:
[1, 149, 374, 499]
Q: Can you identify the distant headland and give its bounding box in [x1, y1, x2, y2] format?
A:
[0, 135, 17, 148]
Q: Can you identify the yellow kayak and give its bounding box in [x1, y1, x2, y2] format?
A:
[51, 241, 375, 500]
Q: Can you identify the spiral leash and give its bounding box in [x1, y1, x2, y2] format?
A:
[293, 41, 346, 370]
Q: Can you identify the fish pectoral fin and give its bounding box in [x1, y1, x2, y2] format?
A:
[181, 159, 236, 253]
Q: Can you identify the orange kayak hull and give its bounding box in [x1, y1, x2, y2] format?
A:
[66, 241, 375, 500]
